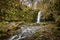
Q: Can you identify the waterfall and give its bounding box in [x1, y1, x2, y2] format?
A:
[33, 0, 38, 9]
[37, 11, 41, 23]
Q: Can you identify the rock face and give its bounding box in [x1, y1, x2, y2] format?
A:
[20, 0, 32, 8]
[20, 0, 43, 9]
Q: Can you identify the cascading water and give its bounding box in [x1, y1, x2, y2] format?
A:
[37, 11, 41, 23]
[8, 26, 41, 40]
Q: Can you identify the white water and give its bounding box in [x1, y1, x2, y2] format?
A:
[8, 26, 41, 40]
[37, 11, 41, 23]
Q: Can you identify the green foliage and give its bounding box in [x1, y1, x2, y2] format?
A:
[0, 0, 38, 22]
[41, 0, 60, 26]
[44, 13, 55, 22]
[55, 16, 60, 26]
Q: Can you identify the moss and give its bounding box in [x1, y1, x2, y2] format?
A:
[31, 32, 40, 39]
[26, 29, 41, 40]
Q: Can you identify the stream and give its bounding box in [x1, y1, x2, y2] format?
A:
[8, 25, 41, 40]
